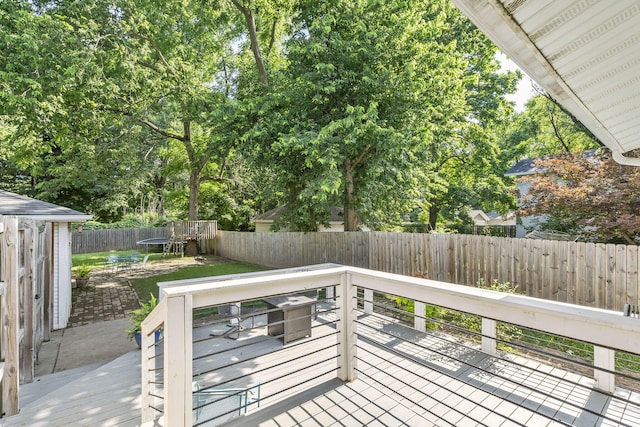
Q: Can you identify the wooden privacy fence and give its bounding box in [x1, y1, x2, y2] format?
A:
[214, 231, 639, 312]
[71, 227, 167, 254]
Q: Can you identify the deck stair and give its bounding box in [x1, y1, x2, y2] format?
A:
[0, 351, 142, 427]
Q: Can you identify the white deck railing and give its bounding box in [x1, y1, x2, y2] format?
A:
[140, 264, 640, 426]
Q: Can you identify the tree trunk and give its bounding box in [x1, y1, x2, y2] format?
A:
[428, 202, 439, 232]
[183, 121, 200, 222]
[344, 158, 360, 231]
[188, 169, 200, 221]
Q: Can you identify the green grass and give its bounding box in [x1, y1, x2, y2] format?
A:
[129, 261, 269, 303]
[72, 250, 174, 270]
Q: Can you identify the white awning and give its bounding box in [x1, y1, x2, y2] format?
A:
[452, 0, 640, 165]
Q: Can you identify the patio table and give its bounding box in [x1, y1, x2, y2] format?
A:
[263, 295, 315, 344]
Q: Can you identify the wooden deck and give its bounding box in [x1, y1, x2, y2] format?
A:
[3, 311, 639, 426]
[0, 351, 141, 427]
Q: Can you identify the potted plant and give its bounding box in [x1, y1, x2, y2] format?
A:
[126, 293, 161, 348]
[74, 265, 92, 289]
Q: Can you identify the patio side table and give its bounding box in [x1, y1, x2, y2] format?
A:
[263, 295, 315, 344]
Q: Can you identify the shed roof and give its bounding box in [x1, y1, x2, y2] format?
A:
[452, 0, 640, 166]
[0, 190, 92, 222]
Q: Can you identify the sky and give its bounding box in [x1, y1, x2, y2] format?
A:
[497, 52, 537, 112]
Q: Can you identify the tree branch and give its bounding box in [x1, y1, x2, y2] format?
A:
[131, 33, 177, 77]
[231, 0, 269, 86]
[350, 145, 371, 171]
[139, 118, 185, 141]
[545, 101, 571, 152]
[268, 19, 277, 53]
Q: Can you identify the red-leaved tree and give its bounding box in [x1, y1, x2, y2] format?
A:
[519, 149, 640, 244]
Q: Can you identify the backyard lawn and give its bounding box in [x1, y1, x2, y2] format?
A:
[72, 251, 269, 303]
[129, 261, 270, 302]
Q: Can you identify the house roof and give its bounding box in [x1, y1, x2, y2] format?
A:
[452, 0, 640, 166]
[469, 210, 490, 222]
[504, 157, 546, 177]
[255, 206, 344, 223]
[0, 190, 92, 222]
[504, 150, 598, 177]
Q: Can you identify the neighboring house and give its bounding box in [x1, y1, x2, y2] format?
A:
[255, 206, 347, 233]
[0, 190, 92, 329]
[504, 156, 548, 237]
[470, 209, 515, 226]
[505, 151, 596, 238]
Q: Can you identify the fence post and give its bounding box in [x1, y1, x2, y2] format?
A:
[163, 294, 193, 426]
[336, 272, 357, 381]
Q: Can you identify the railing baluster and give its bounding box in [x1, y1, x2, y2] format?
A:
[481, 318, 497, 355]
[414, 301, 426, 332]
[363, 288, 373, 314]
[594, 346, 615, 393]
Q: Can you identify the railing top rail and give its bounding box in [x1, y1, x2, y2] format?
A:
[161, 264, 345, 309]
[141, 297, 166, 335]
[158, 263, 640, 355]
[345, 266, 640, 355]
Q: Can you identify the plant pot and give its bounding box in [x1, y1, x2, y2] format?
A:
[134, 330, 162, 349]
[76, 278, 89, 289]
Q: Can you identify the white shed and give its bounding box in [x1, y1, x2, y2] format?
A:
[0, 190, 92, 330]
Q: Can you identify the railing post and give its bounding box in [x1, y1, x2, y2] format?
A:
[364, 288, 373, 314]
[481, 318, 497, 355]
[337, 272, 357, 381]
[414, 301, 426, 332]
[594, 346, 615, 393]
[164, 294, 193, 426]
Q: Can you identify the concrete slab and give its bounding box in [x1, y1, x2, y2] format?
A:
[36, 318, 139, 376]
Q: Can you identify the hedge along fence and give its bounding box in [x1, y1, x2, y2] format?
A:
[71, 227, 167, 254]
[213, 230, 639, 313]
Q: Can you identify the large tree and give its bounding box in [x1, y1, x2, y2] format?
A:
[1, 0, 278, 223]
[422, 10, 520, 230]
[260, 0, 472, 231]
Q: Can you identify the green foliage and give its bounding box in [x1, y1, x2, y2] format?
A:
[75, 214, 171, 231]
[520, 149, 640, 244]
[73, 265, 92, 279]
[126, 293, 158, 340]
[503, 95, 600, 161]
[1, 0, 522, 232]
[260, 0, 477, 231]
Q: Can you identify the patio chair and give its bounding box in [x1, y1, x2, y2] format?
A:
[105, 254, 119, 273]
[140, 254, 150, 269]
[132, 254, 150, 270]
